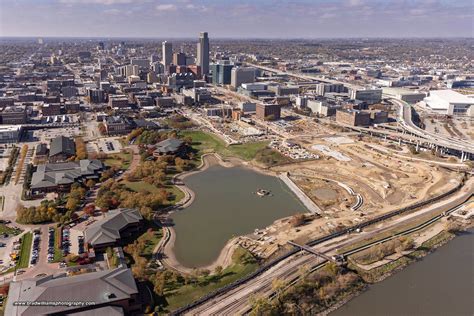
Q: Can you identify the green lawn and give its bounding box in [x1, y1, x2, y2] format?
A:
[165, 185, 185, 205]
[163, 247, 259, 312]
[103, 152, 132, 170]
[142, 227, 163, 258]
[124, 181, 160, 193]
[0, 224, 21, 236]
[180, 130, 272, 162]
[17, 232, 32, 269]
[180, 130, 227, 157]
[122, 219, 163, 261]
[123, 181, 185, 206]
[53, 228, 63, 263]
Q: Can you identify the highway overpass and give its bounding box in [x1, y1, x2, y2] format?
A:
[240, 62, 473, 160]
[391, 98, 474, 160]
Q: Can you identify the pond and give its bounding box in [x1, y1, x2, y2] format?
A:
[170, 164, 308, 267]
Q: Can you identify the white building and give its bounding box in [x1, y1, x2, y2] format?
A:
[350, 88, 383, 104]
[382, 87, 426, 104]
[231, 67, 256, 88]
[0, 125, 22, 143]
[423, 90, 474, 116]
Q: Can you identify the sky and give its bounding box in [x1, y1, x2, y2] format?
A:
[0, 0, 472, 38]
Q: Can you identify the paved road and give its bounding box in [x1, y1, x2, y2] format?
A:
[393, 98, 474, 155]
[244, 62, 362, 91]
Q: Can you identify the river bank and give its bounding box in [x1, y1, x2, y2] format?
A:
[326, 222, 472, 316]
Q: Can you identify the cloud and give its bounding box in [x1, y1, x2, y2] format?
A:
[156, 4, 177, 11]
[103, 8, 121, 14]
[58, 0, 134, 4]
[347, 0, 365, 7]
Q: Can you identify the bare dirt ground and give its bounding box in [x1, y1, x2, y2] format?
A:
[235, 135, 464, 261]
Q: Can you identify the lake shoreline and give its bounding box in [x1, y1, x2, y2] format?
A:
[158, 153, 296, 274]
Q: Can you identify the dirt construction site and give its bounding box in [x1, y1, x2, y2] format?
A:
[237, 128, 465, 261]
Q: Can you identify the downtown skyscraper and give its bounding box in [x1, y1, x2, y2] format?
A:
[162, 41, 172, 69]
[197, 32, 209, 76]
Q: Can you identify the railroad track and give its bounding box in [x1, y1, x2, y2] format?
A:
[174, 180, 469, 315]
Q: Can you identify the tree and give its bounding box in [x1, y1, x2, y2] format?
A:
[250, 295, 273, 316]
[153, 273, 166, 296]
[324, 262, 339, 277]
[65, 198, 79, 212]
[83, 204, 96, 216]
[0, 284, 9, 296]
[214, 265, 223, 276]
[272, 278, 286, 305]
[85, 179, 96, 188]
[175, 157, 187, 172]
[139, 206, 153, 221]
[74, 137, 87, 160]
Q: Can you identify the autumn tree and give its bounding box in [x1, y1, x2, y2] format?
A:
[74, 137, 87, 160]
[85, 179, 96, 188]
[83, 204, 96, 216]
[214, 265, 223, 276]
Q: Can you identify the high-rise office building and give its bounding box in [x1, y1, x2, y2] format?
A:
[173, 52, 187, 66]
[231, 67, 255, 88]
[211, 61, 233, 85]
[197, 32, 210, 76]
[162, 41, 172, 69]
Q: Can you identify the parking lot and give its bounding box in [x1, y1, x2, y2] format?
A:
[87, 138, 123, 154]
[32, 126, 82, 143]
[41, 114, 78, 125]
[0, 227, 22, 271]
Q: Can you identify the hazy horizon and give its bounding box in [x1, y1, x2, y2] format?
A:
[0, 0, 472, 38]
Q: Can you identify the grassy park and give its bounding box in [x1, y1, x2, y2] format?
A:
[123, 181, 184, 206]
[103, 151, 132, 170]
[180, 130, 289, 165]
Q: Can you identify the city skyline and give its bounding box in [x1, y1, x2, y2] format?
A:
[0, 0, 472, 38]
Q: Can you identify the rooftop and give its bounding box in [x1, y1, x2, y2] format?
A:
[5, 267, 137, 316]
[50, 135, 76, 157]
[428, 89, 474, 104]
[30, 159, 104, 190]
[84, 208, 143, 247]
[154, 138, 184, 154]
